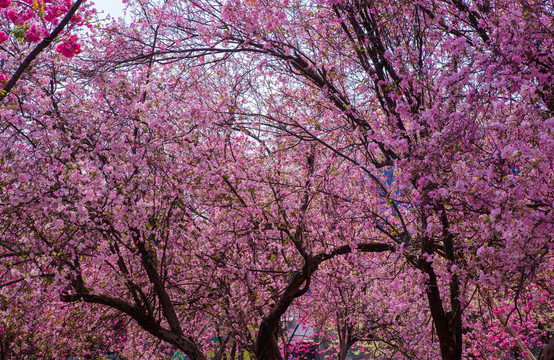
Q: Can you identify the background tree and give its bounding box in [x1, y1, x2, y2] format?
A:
[1, 0, 553, 359]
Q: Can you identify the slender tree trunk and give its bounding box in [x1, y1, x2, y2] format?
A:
[421, 208, 463, 360]
[542, 337, 554, 360]
[0, 332, 13, 360]
[423, 260, 462, 360]
[337, 318, 354, 360]
[338, 340, 353, 360]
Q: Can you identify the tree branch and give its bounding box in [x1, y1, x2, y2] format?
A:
[0, 0, 84, 101]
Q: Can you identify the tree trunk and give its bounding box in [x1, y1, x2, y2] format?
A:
[423, 260, 462, 360]
[420, 208, 464, 360]
[255, 271, 309, 360]
[542, 337, 554, 360]
[337, 319, 354, 360]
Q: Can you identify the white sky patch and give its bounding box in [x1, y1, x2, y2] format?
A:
[91, 0, 126, 20]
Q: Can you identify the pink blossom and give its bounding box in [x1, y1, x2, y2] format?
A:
[6, 8, 33, 25]
[0, 31, 8, 44]
[25, 25, 46, 43]
[44, 8, 62, 24]
[0, 0, 11, 8]
[56, 35, 81, 58]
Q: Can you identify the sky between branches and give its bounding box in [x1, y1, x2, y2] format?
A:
[92, 0, 125, 19]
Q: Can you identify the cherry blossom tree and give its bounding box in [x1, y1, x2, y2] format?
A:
[1, 0, 553, 359]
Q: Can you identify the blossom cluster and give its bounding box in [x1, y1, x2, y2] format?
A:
[0, 0, 86, 57]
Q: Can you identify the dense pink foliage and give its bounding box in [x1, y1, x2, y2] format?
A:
[56, 34, 81, 57]
[25, 25, 47, 43]
[0, 0, 89, 57]
[0, 0, 553, 359]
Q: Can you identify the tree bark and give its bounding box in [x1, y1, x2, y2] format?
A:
[420, 208, 462, 360]
[255, 242, 393, 359]
[542, 337, 554, 360]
